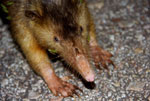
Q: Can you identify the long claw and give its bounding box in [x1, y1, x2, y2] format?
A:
[74, 91, 79, 97]
[108, 60, 116, 69]
[101, 62, 109, 70]
[74, 85, 83, 93]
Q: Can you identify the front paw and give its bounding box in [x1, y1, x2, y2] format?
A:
[47, 76, 82, 97]
[90, 46, 115, 70]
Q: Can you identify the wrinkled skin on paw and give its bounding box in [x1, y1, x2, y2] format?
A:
[90, 45, 115, 70]
[46, 75, 82, 97]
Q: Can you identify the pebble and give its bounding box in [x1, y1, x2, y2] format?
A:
[110, 35, 115, 41]
[28, 91, 40, 99]
[135, 34, 145, 41]
[18, 89, 26, 93]
[1, 79, 9, 87]
[108, 91, 112, 97]
[88, 2, 104, 9]
[127, 81, 146, 92]
[121, 93, 126, 98]
[134, 48, 143, 54]
[120, 0, 128, 6]
[0, 50, 5, 58]
[118, 21, 135, 28]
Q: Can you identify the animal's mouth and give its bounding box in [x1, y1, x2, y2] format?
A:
[75, 54, 95, 82]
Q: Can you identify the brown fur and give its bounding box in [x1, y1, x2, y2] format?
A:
[3, 0, 115, 97]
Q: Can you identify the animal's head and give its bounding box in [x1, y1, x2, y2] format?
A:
[24, 0, 95, 82]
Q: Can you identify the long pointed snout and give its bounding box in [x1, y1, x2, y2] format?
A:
[76, 55, 95, 82]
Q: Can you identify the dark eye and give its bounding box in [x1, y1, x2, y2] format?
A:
[25, 10, 38, 20]
[80, 26, 83, 33]
[54, 36, 59, 42]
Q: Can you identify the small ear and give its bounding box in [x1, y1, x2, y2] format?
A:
[25, 10, 39, 20]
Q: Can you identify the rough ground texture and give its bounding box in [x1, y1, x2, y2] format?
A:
[0, 0, 150, 100]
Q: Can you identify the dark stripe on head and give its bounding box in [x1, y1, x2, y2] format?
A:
[41, 0, 80, 39]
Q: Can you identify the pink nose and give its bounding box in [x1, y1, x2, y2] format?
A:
[85, 72, 95, 82]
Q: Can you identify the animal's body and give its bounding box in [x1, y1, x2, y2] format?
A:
[2, 0, 115, 97]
